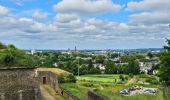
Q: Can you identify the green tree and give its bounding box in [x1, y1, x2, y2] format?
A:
[159, 39, 170, 86]
[105, 60, 117, 74]
[127, 59, 140, 75]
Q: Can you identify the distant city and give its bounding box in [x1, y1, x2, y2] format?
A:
[24, 47, 164, 55]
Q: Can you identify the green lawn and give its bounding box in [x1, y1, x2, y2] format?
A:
[76, 74, 127, 83]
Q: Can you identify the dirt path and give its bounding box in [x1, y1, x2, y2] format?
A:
[125, 77, 136, 86]
[40, 86, 55, 100]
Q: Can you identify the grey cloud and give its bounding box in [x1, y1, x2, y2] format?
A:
[127, 0, 170, 11]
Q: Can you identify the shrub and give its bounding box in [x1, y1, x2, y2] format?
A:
[58, 76, 65, 83]
[151, 80, 159, 85]
[129, 73, 134, 78]
[125, 76, 128, 80]
[68, 74, 76, 83]
[83, 83, 94, 87]
[119, 75, 125, 81]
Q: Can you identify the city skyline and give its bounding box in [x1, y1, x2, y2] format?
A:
[0, 0, 170, 49]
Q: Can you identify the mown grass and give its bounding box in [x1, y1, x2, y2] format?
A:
[76, 74, 127, 83]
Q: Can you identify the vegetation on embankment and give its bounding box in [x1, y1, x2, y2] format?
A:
[0, 42, 38, 68]
[60, 74, 164, 100]
[42, 85, 65, 100]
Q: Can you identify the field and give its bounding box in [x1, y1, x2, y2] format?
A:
[60, 74, 164, 100]
[76, 74, 127, 83]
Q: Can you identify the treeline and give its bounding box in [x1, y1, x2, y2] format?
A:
[34, 51, 141, 75]
[0, 43, 38, 67]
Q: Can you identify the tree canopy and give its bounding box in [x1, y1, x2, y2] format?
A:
[0, 42, 37, 68]
[159, 39, 170, 86]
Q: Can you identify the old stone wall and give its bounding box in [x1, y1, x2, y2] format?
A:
[38, 71, 59, 91]
[0, 68, 41, 100]
[85, 91, 106, 100]
[38, 71, 78, 100]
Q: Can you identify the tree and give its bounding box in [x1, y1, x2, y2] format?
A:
[0, 42, 37, 67]
[105, 60, 117, 74]
[127, 59, 140, 75]
[159, 39, 170, 86]
[164, 39, 170, 51]
[147, 52, 153, 59]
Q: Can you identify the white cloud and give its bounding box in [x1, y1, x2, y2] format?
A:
[54, 0, 121, 15]
[129, 11, 170, 24]
[54, 13, 79, 23]
[0, 5, 9, 16]
[127, 0, 170, 11]
[32, 10, 48, 20]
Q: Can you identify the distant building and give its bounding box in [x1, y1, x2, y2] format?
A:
[31, 49, 36, 55]
[75, 46, 77, 52]
[139, 62, 154, 74]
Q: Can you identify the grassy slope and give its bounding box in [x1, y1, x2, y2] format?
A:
[61, 74, 164, 100]
[42, 85, 65, 100]
[37, 68, 70, 76]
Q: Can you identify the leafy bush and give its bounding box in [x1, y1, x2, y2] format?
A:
[119, 75, 125, 81]
[151, 79, 159, 85]
[67, 74, 76, 83]
[128, 73, 134, 78]
[58, 76, 65, 83]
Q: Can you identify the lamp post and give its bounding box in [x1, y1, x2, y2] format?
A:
[76, 56, 80, 77]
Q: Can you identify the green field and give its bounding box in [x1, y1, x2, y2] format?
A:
[76, 74, 126, 83]
[60, 74, 164, 100]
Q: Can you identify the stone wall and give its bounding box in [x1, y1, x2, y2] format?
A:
[0, 67, 41, 100]
[85, 91, 106, 100]
[38, 71, 78, 100]
[38, 71, 59, 91]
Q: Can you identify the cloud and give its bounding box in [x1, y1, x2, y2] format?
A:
[32, 10, 48, 20]
[0, 5, 9, 16]
[10, 0, 34, 6]
[54, 13, 79, 23]
[127, 0, 170, 11]
[1, 0, 170, 49]
[54, 0, 121, 15]
[129, 11, 170, 25]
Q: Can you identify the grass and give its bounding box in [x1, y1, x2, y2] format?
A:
[76, 74, 127, 83]
[60, 74, 164, 100]
[37, 68, 70, 76]
[60, 82, 90, 100]
[42, 85, 65, 100]
[94, 88, 164, 100]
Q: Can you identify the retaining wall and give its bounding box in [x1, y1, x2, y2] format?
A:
[0, 67, 41, 100]
[38, 71, 77, 100]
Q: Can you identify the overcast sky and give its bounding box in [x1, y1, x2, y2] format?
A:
[0, 0, 170, 50]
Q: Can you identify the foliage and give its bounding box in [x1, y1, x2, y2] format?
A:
[159, 39, 170, 86]
[0, 42, 37, 67]
[67, 74, 76, 83]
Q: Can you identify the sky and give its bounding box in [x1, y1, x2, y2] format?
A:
[0, 0, 170, 50]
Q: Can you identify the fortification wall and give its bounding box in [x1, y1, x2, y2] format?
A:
[85, 91, 106, 100]
[0, 68, 41, 100]
[38, 70, 105, 100]
[38, 71, 78, 100]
